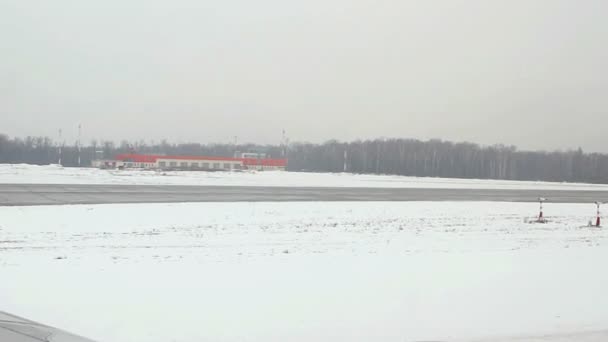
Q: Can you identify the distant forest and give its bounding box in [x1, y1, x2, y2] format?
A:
[1, 133, 607, 184]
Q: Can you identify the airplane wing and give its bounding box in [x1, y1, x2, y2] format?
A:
[0, 311, 95, 342]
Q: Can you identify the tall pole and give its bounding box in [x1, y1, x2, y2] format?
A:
[281, 129, 286, 157]
[77, 124, 82, 167]
[234, 136, 238, 157]
[58, 129, 62, 165]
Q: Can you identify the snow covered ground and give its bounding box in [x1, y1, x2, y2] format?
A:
[1, 201, 607, 341]
[1, 163, 608, 191]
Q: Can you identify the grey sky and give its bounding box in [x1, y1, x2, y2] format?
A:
[1, 0, 607, 152]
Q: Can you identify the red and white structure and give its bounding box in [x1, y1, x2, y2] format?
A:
[526, 197, 549, 224]
[592, 201, 602, 227]
[92, 153, 287, 171]
[538, 197, 546, 222]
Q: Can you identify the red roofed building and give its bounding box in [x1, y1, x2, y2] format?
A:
[92, 153, 287, 171]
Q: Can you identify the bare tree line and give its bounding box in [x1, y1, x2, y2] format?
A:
[288, 139, 608, 184]
[1, 134, 607, 184]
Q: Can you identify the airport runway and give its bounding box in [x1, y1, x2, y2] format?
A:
[0, 183, 607, 206]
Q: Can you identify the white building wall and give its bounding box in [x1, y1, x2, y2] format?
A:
[156, 158, 244, 170]
[95, 157, 283, 171]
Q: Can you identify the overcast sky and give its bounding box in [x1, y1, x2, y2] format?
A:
[1, 0, 607, 151]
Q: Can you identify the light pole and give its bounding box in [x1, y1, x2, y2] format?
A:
[234, 136, 238, 158]
[57, 129, 62, 165]
[77, 124, 82, 167]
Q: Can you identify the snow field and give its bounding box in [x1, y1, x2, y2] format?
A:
[1, 201, 608, 341]
[1, 163, 608, 190]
